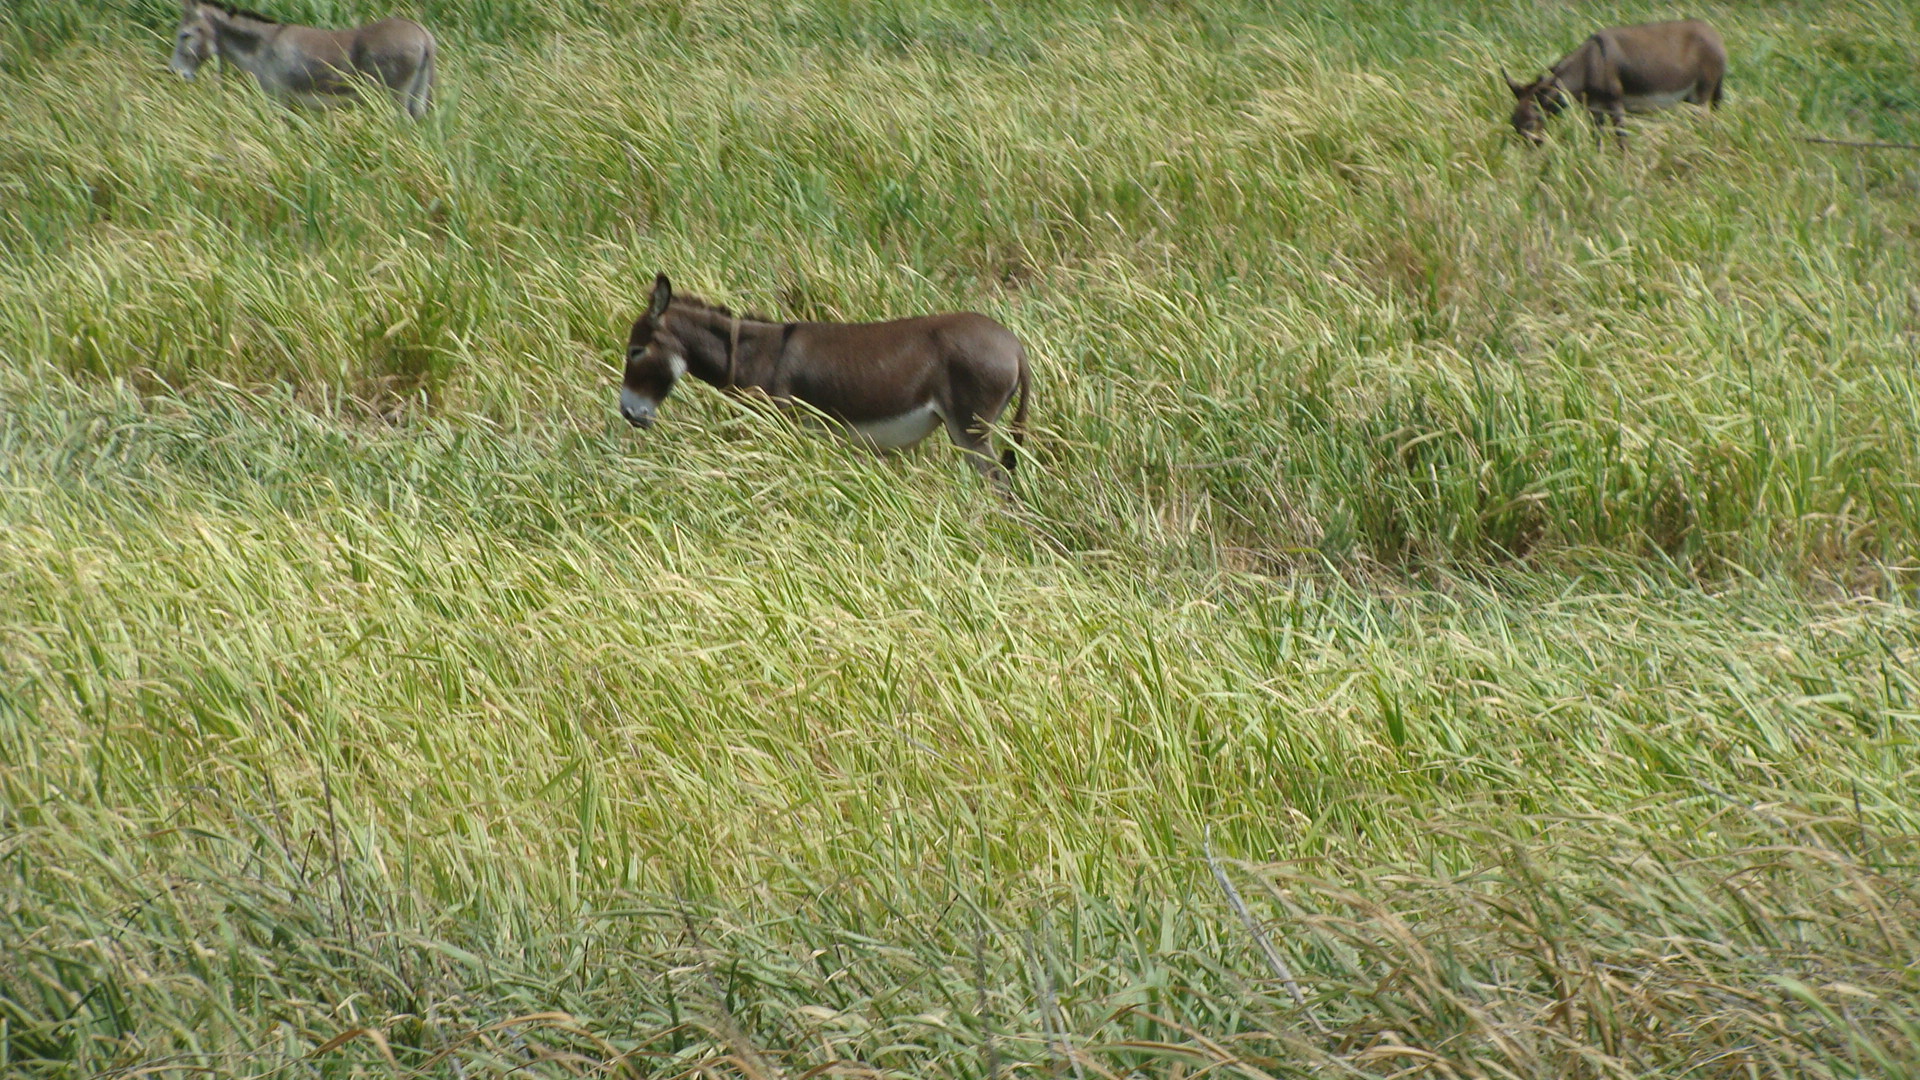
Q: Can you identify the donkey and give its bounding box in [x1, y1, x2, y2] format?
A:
[1504, 20, 1725, 145]
[169, 0, 436, 119]
[620, 275, 1032, 488]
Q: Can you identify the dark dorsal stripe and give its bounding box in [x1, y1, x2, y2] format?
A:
[204, 1, 282, 25]
[672, 293, 780, 326]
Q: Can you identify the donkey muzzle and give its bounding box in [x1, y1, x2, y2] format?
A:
[619, 388, 656, 429]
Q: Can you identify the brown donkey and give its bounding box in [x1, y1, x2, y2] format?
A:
[620, 275, 1032, 488]
[169, 0, 436, 119]
[1505, 20, 1725, 144]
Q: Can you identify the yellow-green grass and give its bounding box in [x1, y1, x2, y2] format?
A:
[3, 0, 1919, 1076]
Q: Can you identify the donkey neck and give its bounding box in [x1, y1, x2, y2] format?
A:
[665, 304, 786, 391]
[1551, 36, 1604, 91]
[209, 11, 282, 69]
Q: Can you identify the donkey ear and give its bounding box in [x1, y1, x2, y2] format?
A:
[646, 274, 671, 320]
[1502, 68, 1527, 96]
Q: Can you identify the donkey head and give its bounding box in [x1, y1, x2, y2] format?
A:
[169, 1, 217, 80]
[620, 274, 687, 429]
[1503, 70, 1567, 145]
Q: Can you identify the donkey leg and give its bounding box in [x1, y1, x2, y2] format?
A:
[387, 40, 434, 119]
[943, 414, 1012, 493]
[401, 69, 427, 119]
[1591, 102, 1626, 147]
[392, 63, 425, 118]
[405, 47, 434, 119]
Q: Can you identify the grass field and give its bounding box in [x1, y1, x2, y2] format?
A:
[4, 0, 1920, 1076]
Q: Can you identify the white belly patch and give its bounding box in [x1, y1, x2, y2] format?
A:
[850, 402, 944, 450]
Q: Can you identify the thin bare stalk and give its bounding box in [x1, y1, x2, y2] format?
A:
[1204, 825, 1324, 1034]
[1803, 136, 1920, 151]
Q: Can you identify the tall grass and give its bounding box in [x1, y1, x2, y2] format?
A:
[5, 0, 1918, 569]
[3, 0, 1919, 1076]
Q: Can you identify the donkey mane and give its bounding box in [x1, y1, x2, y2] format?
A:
[670, 292, 782, 325]
[200, 0, 283, 25]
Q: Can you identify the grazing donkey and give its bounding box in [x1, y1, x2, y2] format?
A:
[1505, 20, 1725, 144]
[169, 0, 437, 119]
[620, 275, 1032, 488]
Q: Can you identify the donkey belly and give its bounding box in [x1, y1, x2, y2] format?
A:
[265, 61, 354, 104]
[1621, 88, 1694, 111]
[849, 401, 944, 450]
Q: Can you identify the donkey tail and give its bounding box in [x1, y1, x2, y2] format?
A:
[1000, 346, 1031, 473]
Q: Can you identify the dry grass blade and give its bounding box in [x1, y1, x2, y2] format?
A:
[3, 0, 1919, 1077]
[1801, 136, 1920, 150]
[309, 1026, 401, 1071]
